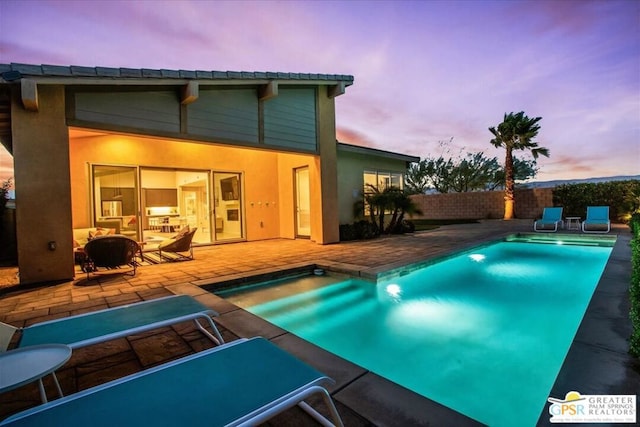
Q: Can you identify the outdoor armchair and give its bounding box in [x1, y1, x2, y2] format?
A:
[156, 227, 197, 262]
[83, 235, 140, 279]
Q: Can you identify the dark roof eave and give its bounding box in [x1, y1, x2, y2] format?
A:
[337, 142, 420, 163]
[0, 63, 354, 86]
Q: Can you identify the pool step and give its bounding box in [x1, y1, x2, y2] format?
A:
[250, 282, 369, 326]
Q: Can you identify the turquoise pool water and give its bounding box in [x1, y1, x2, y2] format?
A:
[222, 236, 614, 426]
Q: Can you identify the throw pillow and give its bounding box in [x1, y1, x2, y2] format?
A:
[172, 225, 190, 239]
[89, 227, 115, 240]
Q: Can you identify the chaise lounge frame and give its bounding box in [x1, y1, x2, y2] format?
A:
[533, 207, 563, 233]
[0, 337, 344, 427]
[0, 295, 224, 351]
[582, 205, 611, 234]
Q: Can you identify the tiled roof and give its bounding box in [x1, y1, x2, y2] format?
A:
[0, 63, 354, 84]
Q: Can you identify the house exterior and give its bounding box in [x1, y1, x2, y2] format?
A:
[336, 143, 419, 224]
[0, 63, 418, 285]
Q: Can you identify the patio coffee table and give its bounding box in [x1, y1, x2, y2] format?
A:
[0, 344, 71, 403]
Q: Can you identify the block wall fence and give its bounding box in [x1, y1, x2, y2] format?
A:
[409, 188, 554, 220]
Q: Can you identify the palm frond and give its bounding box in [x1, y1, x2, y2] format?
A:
[531, 147, 550, 158]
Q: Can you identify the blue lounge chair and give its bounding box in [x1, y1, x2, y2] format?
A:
[534, 207, 563, 232]
[0, 337, 344, 427]
[0, 295, 224, 351]
[582, 206, 611, 233]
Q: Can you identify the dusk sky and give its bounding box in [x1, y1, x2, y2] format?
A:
[1, 0, 638, 184]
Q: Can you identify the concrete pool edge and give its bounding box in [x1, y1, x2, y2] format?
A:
[536, 232, 640, 426]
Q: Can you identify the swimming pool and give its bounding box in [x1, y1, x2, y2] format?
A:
[220, 235, 615, 426]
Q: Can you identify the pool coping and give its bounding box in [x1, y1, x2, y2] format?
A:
[536, 231, 640, 426]
[197, 231, 638, 426]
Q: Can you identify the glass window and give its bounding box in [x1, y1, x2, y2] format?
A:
[391, 173, 403, 189]
[363, 170, 404, 192]
[378, 173, 390, 190]
[363, 171, 377, 192]
[362, 170, 405, 216]
[213, 172, 244, 242]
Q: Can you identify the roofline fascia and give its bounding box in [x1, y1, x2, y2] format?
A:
[337, 142, 420, 163]
[0, 76, 354, 87]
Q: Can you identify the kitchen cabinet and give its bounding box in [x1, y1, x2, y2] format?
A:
[100, 187, 136, 215]
[144, 189, 178, 207]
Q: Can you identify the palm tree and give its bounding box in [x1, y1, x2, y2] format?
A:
[384, 187, 423, 234]
[489, 111, 549, 219]
[359, 185, 423, 235]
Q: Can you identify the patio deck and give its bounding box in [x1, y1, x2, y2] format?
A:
[0, 220, 637, 426]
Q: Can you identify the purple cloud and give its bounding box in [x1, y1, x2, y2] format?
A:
[0, 0, 637, 182]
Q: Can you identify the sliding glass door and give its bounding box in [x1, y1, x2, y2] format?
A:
[91, 166, 243, 245]
[91, 165, 139, 239]
[140, 168, 212, 244]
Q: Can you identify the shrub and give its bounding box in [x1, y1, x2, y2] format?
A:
[339, 223, 358, 241]
[631, 212, 640, 238]
[0, 178, 11, 219]
[630, 214, 640, 357]
[355, 220, 378, 239]
[553, 180, 640, 221]
[339, 220, 379, 241]
[399, 219, 415, 234]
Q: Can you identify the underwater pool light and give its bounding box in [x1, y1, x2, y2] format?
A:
[386, 284, 402, 299]
[469, 254, 485, 262]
